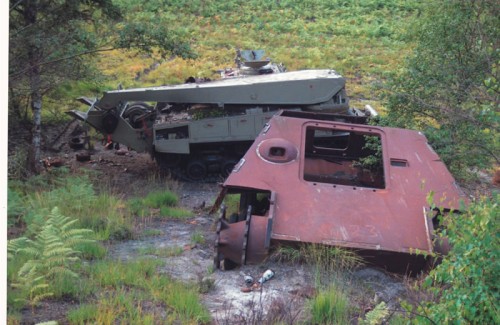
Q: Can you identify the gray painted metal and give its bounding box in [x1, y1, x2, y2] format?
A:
[96, 70, 348, 110]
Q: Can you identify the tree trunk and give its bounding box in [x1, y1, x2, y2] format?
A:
[28, 67, 43, 174]
[29, 89, 42, 174]
[25, 1, 43, 174]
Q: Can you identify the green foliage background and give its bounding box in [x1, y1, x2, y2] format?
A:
[422, 195, 499, 324]
[383, 0, 498, 179]
[54, 0, 420, 109]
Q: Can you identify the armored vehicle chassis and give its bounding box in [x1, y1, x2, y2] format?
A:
[212, 110, 466, 273]
[70, 69, 371, 181]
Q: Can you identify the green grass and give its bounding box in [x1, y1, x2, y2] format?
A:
[84, 259, 210, 324]
[309, 283, 350, 325]
[75, 242, 107, 260]
[274, 244, 363, 274]
[67, 304, 99, 325]
[191, 231, 206, 245]
[222, 193, 240, 216]
[36, 0, 422, 118]
[91, 259, 160, 288]
[8, 170, 133, 241]
[129, 190, 193, 219]
[159, 206, 193, 219]
[141, 229, 163, 237]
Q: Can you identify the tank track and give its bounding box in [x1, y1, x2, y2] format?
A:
[165, 166, 227, 183]
[155, 154, 232, 183]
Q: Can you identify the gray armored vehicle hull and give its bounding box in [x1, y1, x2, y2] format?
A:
[69, 69, 371, 181]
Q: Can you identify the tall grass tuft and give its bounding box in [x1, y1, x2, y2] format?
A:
[90, 259, 160, 288]
[144, 190, 178, 208]
[309, 283, 350, 325]
[129, 189, 193, 219]
[162, 281, 211, 323]
[159, 206, 193, 219]
[67, 304, 99, 324]
[274, 243, 363, 279]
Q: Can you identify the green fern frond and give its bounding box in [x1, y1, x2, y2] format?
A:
[65, 228, 94, 237]
[361, 302, 389, 325]
[44, 242, 66, 252]
[7, 237, 29, 259]
[18, 245, 41, 258]
[30, 283, 50, 293]
[46, 266, 78, 278]
[45, 256, 79, 268]
[31, 292, 54, 305]
[18, 260, 42, 277]
[65, 238, 95, 247]
[59, 218, 79, 231]
[43, 247, 74, 257]
[12, 206, 94, 307]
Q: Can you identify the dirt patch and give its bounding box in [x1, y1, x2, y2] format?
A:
[105, 215, 406, 324]
[21, 300, 78, 325]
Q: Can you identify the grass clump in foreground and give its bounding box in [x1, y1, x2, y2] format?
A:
[68, 258, 211, 324]
[309, 283, 350, 325]
[129, 190, 193, 219]
[274, 243, 364, 282]
[273, 244, 363, 323]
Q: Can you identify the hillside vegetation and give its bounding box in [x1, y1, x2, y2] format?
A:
[52, 0, 420, 113]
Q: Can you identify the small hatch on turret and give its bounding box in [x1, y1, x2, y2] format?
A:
[257, 138, 298, 164]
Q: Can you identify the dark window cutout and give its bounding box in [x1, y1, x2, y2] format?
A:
[224, 190, 272, 223]
[303, 126, 385, 189]
[269, 147, 286, 157]
[391, 159, 408, 167]
[155, 126, 189, 140]
[311, 129, 350, 150]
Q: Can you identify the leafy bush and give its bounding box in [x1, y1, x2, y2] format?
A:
[422, 195, 499, 324]
[384, 0, 499, 180]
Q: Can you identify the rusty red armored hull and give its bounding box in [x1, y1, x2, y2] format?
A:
[213, 110, 466, 272]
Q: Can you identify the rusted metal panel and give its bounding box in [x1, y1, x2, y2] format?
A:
[213, 110, 466, 271]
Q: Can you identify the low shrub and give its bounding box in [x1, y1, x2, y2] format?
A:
[421, 195, 499, 324]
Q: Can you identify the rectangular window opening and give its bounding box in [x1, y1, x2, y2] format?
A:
[303, 126, 385, 189]
[390, 159, 409, 167]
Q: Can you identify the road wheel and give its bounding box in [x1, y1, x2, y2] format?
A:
[221, 159, 238, 177]
[156, 153, 183, 169]
[186, 160, 207, 181]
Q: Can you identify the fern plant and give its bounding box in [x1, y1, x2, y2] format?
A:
[360, 302, 389, 325]
[8, 207, 95, 307]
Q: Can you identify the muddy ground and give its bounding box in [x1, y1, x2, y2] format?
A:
[13, 120, 496, 324]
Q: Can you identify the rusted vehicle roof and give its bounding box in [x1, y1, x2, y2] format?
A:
[213, 110, 466, 272]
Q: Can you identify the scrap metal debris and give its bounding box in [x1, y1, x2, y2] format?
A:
[213, 110, 467, 273]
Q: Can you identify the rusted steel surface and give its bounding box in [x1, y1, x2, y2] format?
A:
[213, 110, 466, 271]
